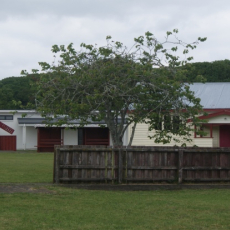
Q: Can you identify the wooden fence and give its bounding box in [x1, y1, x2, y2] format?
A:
[53, 146, 230, 184]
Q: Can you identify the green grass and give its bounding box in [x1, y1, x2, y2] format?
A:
[0, 151, 53, 183]
[1, 151, 230, 229]
[1, 188, 230, 230]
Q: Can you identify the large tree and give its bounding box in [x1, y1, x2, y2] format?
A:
[183, 59, 230, 82]
[22, 30, 206, 146]
[0, 75, 38, 109]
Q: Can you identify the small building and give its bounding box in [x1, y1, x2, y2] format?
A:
[0, 110, 122, 151]
[130, 83, 230, 147]
[1, 83, 230, 150]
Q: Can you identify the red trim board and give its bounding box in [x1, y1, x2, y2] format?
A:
[0, 121, 14, 134]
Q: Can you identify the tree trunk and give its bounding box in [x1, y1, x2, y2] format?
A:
[128, 122, 137, 146]
[110, 128, 123, 147]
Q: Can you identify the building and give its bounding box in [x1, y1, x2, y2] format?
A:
[131, 83, 230, 147]
[1, 83, 230, 151]
[0, 110, 123, 151]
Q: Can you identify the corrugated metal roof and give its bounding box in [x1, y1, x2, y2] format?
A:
[18, 118, 45, 124]
[189, 83, 230, 109]
[17, 118, 107, 125]
[17, 83, 230, 125]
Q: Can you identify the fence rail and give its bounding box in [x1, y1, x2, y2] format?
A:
[53, 145, 230, 184]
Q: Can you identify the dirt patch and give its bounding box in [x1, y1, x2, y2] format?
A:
[59, 183, 230, 191]
[0, 184, 55, 194]
[1, 183, 230, 193]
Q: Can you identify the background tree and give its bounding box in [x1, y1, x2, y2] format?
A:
[0, 75, 38, 109]
[183, 59, 230, 82]
[22, 30, 206, 146]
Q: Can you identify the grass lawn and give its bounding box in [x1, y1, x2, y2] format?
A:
[1, 151, 230, 229]
[0, 151, 53, 183]
[1, 188, 230, 230]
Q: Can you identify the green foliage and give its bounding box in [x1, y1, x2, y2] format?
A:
[23, 30, 206, 146]
[183, 59, 230, 82]
[0, 75, 39, 110]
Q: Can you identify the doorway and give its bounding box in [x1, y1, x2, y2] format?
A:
[219, 125, 230, 147]
[78, 128, 110, 146]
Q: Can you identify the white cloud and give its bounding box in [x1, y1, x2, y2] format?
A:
[1, 0, 230, 79]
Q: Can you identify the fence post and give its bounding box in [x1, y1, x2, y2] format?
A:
[53, 147, 56, 183]
[178, 149, 183, 184]
[105, 151, 108, 183]
[111, 149, 114, 184]
[125, 148, 128, 184]
[118, 148, 123, 183]
[54, 147, 60, 184]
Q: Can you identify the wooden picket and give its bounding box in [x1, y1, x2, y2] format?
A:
[53, 146, 230, 184]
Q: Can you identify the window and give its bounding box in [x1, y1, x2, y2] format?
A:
[0, 115, 13, 120]
[154, 115, 162, 130]
[164, 115, 172, 130]
[172, 116, 180, 131]
[153, 114, 181, 132]
[78, 128, 84, 145]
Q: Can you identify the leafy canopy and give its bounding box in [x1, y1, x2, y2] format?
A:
[0, 75, 38, 110]
[22, 30, 206, 146]
[182, 59, 230, 82]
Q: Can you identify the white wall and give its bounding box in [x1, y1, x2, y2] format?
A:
[0, 112, 23, 149]
[0, 111, 41, 150]
[63, 129, 78, 145]
[25, 127, 37, 150]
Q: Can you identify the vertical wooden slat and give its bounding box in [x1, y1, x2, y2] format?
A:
[53, 146, 57, 183]
[125, 149, 128, 183]
[54, 146, 230, 184]
[111, 149, 114, 184]
[105, 151, 108, 183]
[68, 151, 73, 182]
[72, 151, 77, 180]
[178, 150, 183, 184]
[118, 148, 123, 183]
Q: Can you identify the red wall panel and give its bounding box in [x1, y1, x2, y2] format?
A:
[37, 128, 62, 152]
[220, 125, 230, 147]
[84, 128, 109, 146]
[0, 136, 16, 151]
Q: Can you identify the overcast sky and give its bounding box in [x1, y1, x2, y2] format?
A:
[1, 0, 230, 80]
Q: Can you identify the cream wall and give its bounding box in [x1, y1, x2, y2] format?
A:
[130, 122, 214, 147]
[208, 115, 230, 124]
[212, 126, 219, 147]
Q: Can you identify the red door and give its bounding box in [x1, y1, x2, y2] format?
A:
[219, 125, 230, 147]
[37, 128, 62, 152]
[84, 128, 109, 146]
[0, 136, 16, 151]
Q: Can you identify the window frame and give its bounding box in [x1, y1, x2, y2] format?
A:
[0, 115, 14, 120]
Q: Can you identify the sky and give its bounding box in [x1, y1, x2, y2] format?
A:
[1, 0, 230, 80]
